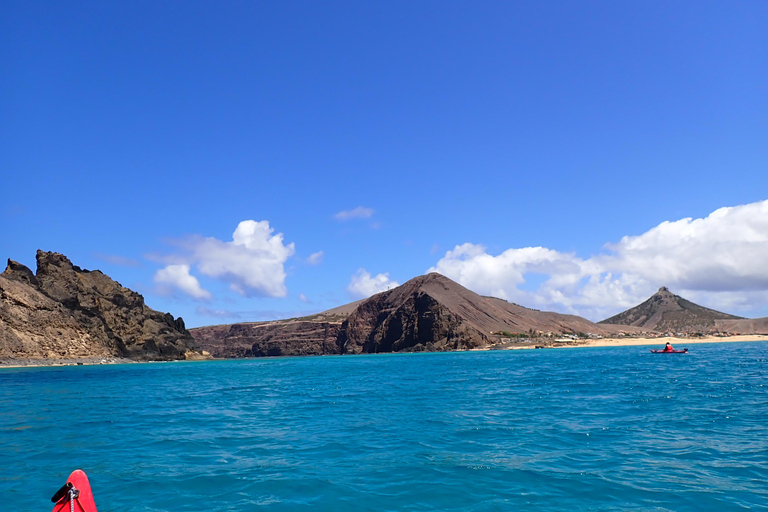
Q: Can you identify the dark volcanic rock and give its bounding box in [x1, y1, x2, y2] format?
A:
[338, 275, 489, 353]
[191, 321, 342, 358]
[0, 250, 200, 361]
[598, 286, 743, 332]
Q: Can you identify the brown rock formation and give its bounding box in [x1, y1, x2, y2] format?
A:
[192, 272, 640, 358]
[338, 274, 490, 353]
[338, 273, 638, 353]
[191, 321, 343, 358]
[0, 250, 199, 361]
[598, 286, 743, 332]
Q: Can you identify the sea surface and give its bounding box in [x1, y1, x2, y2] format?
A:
[2, 342, 767, 512]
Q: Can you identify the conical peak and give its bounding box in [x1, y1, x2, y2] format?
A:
[658, 286, 669, 293]
[401, 272, 455, 288]
[375, 272, 478, 307]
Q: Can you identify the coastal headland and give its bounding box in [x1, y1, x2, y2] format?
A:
[2, 250, 767, 365]
[0, 251, 205, 363]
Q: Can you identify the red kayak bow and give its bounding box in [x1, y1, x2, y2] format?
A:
[51, 470, 98, 512]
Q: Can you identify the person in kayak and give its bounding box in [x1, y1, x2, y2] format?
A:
[663, 342, 675, 352]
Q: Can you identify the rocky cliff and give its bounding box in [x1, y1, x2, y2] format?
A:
[0, 250, 200, 362]
[191, 321, 343, 358]
[598, 286, 743, 332]
[337, 274, 491, 353]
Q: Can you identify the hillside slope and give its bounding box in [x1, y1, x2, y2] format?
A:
[714, 317, 768, 334]
[598, 287, 743, 332]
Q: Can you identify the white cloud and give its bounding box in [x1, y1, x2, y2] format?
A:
[298, 293, 310, 303]
[334, 207, 374, 221]
[192, 220, 295, 297]
[348, 268, 399, 299]
[606, 201, 768, 291]
[307, 251, 324, 265]
[159, 220, 295, 298]
[154, 264, 212, 300]
[430, 200, 768, 320]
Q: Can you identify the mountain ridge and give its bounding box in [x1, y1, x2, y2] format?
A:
[192, 273, 645, 357]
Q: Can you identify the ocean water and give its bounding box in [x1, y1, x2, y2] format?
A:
[2, 342, 767, 512]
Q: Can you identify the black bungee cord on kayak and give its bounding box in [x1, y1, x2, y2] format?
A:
[51, 481, 81, 512]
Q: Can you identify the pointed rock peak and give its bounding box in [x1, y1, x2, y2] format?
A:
[36, 250, 77, 274]
[599, 284, 743, 330]
[2, 258, 38, 286]
[5, 258, 33, 275]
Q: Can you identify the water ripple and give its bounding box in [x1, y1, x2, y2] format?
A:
[2, 342, 768, 511]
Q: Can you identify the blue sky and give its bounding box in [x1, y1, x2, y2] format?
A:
[2, 1, 767, 327]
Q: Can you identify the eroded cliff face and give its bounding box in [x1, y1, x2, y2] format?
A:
[191, 321, 343, 358]
[338, 276, 490, 354]
[0, 250, 199, 361]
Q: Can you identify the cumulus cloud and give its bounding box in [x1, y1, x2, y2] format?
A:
[307, 251, 324, 265]
[348, 268, 399, 299]
[156, 220, 295, 299]
[154, 264, 212, 300]
[334, 207, 374, 221]
[430, 200, 768, 320]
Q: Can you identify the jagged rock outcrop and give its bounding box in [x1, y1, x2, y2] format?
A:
[0, 250, 200, 361]
[598, 286, 743, 332]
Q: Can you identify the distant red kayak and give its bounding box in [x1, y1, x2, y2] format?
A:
[51, 470, 98, 512]
[650, 348, 688, 353]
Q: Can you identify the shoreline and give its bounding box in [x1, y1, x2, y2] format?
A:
[0, 356, 137, 369]
[480, 334, 768, 351]
[564, 334, 768, 349]
[2, 335, 767, 368]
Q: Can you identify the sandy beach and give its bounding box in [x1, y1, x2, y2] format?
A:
[569, 334, 768, 349]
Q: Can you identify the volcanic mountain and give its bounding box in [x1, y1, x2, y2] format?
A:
[598, 287, 743, 333]
[0, 251, 201, 362]
[191, 273, 641, 357]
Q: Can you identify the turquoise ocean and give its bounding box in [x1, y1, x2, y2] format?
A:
[2, 342, 767, 511]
